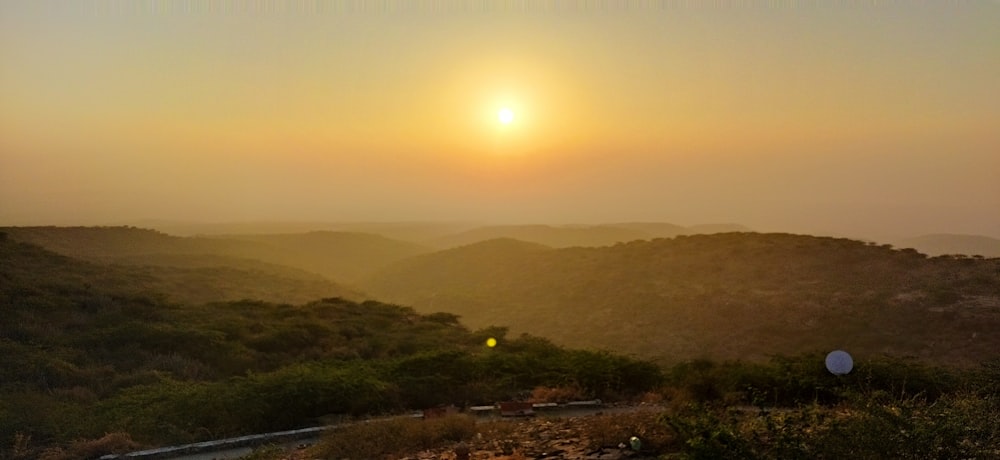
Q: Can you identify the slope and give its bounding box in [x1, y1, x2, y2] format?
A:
[431, 222, 753, 249]
[0, 228, 359, 305]
[216, 231, 431, 282]
[431, 225, 651, 249]
[1, 226, 430, 283]
[363, 233, 1000, 365]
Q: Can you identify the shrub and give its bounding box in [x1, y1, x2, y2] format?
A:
[530, 385, 586, 403]
[662, 404, 753, 459]
[660, 393, 1000, 459]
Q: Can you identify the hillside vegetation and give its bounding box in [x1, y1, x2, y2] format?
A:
[0, 234, 661, 457]
[430, 222, 750, 249]
[133, 220, 476, 242]
[363, 232, 1000, 365]
[1, 226, 428, 284]
[0, 227, 359, 305]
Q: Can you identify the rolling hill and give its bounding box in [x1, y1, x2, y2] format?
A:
[0, 230, 359, 306]
[130, 219, 477, 242]
[892, 233, 1000, 258]
[430, 222, 753, 249]
[363, 232, 1000, 365]
[0, 226, 430, 283]
[212, 231, 431, 282]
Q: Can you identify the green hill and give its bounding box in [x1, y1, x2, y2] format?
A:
[0, 233, 662, 454]
[362, 232, 1000, 365]
[0, 227, 359, 305]
[431, 224, 651, 248]
[430, 222, 753, 249]
[0, 226, 430, 283]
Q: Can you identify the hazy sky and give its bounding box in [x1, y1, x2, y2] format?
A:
[2, 1, 998, 238]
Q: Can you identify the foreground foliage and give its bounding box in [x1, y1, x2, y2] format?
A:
[299, 356, 999, 460]
[656, 354, 1000, 459]
[298, 389, 999, 460]
[664, 393, 1000, 459]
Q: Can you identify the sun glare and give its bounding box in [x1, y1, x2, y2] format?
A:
[498, 107, 514, 124]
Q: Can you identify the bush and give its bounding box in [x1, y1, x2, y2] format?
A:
[529, 385, 586, 403]
[662, 353, 964, 410]
[660, 393, 1000, 459]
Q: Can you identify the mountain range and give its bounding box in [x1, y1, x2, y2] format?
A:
[4, 225, 998, 365]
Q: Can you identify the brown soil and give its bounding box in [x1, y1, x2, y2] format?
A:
[283, 408, 672, 460]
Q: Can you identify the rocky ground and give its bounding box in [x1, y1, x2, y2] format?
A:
[281, 407, 673, 460]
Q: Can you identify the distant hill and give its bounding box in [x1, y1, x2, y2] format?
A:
[363, 232, 1000, 365]
[893, 234, 1000, 258]
[0, 226, 271, 258]
[431, 222, 753, 249]
[683, 223, 752, 234]
[0, 230, 359, 305]
[214, 231, 431, 282]
[373, 238, 553, 296]
[131, 220, 476, 242]
[431, 225, 649, 249]
[0, 226, 430, 283]
[608, 222, 689, 236]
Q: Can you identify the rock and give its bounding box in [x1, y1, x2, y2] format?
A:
[455, 442, 470, 460]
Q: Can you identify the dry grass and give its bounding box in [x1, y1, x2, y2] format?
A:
[575, 410, 675, 452]
[305, 409, 678, 459]
[37, 432, 140, 460]
[529, 385, 587, 403]
[9, 432, 32, 460]
[310, 414, 478, 459]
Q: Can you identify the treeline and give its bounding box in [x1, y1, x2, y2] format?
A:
[2, 316, 660, 451]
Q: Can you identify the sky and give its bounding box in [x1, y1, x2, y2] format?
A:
[1, 0, 998, 239]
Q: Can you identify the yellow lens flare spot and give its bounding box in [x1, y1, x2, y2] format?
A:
[497, 108, 514, 124]
[486, 337, 498, 348]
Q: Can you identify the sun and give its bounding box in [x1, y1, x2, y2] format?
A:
[497, 107, 514, 124]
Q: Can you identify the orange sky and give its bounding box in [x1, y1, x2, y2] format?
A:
[1, 1, 998, 238]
